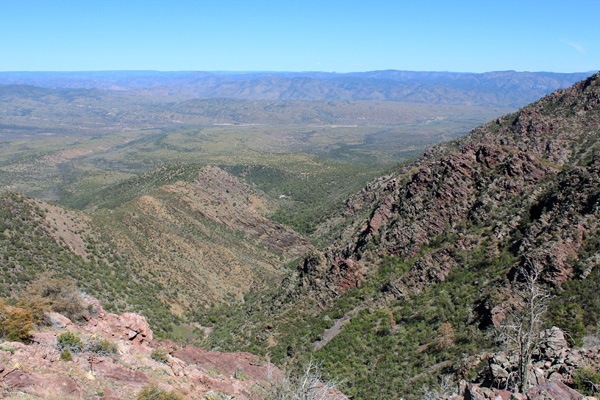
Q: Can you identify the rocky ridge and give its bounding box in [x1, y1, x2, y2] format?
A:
[291, 72, 600, 397]
[299, 71, 600, 301]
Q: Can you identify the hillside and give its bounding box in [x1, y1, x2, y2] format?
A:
[0, 165, 310, 336]
[200, 72, 600, 398]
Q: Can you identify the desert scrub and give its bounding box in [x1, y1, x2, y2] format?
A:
[0, 302, 34, 343]
[136, 383, 184, 400]
[204, 391, 229, 400]
[573, 367, 600, 396]
[57, 331, 82, 353]
[151, 348, 169, 363]
[60, 349, 73, 361]
[84, 334, 118, 354]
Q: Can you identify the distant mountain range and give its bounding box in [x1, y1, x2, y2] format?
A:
[0, 70, 592, 108]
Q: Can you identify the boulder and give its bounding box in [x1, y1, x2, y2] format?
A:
[494, 390, 512, 400]
[465, 383, 489, 400]
[493, 352, 510, 369]
[48, 312, 72, 329]
[548, 372, 565, 382]
[85, 312, 153, 344]
[542, 327, 569, 356]
[527, 381, 585, 400]
[491, 363, 510, 379]
[532, 367, 547, 387]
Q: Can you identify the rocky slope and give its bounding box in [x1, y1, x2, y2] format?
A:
[445, 327, 600, 400]
[201, 72, 600, 398]
[98, 165, 312, 308]
[0, 297, 346, 399]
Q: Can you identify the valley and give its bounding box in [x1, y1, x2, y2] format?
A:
[1, 69, 599, 399]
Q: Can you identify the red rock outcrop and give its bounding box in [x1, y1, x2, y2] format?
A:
[0, 301, 342, 400]
[85, 311, 153, 344]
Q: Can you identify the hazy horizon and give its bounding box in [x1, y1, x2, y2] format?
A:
[0, 68, 595, 74]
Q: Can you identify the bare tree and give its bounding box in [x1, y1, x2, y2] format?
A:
[419, 375, 456, 400]
[256, 358, 345, 400]
[496, 263, 551, 393]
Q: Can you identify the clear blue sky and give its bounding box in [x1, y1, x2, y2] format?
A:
[1, 0, 598, 73]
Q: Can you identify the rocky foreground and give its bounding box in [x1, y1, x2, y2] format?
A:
[443, 327, 599, 400]
[0, 297, 344, 399]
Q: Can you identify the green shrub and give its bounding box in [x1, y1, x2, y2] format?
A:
[550, 303, 586, 347]
[573, 367, 600, 395]
[60, 349, 73, 361]
[204, 391, 229, 400]
[0, 344, 15, 354]
[151, 348, 168, 363]
[84, 335, 118, 354]
[136, 383, 184, 400]
[26, 277, 88, 322]
[57, 331, 82, 353]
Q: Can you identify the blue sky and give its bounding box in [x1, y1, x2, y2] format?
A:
[1, 0, 598, 73]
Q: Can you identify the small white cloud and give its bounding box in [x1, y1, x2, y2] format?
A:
[561, 39, 586, 54]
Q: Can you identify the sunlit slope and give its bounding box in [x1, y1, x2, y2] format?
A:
[0, 165, 311, 335]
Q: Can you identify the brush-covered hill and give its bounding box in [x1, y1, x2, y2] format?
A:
[0, 165, 310, 336]
[200, 72, 600, 398]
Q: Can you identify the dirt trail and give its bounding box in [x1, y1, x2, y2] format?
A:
[313, 305, 364, 350]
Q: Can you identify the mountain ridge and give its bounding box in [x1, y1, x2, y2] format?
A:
[0, 70, 589, 108]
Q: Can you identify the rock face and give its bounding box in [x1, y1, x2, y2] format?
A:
[0, 302, 345, 400]
[527, 381, 585, 400]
